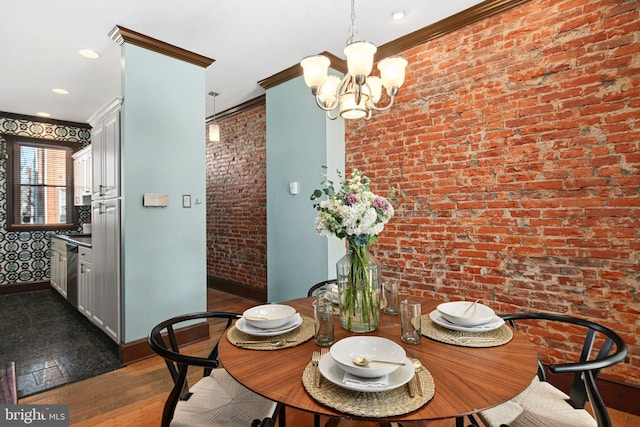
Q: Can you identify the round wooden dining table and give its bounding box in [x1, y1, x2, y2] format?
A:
[218, 297, 539, 423]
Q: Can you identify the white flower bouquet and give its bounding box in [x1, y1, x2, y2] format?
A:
[311, 168, 394, 332]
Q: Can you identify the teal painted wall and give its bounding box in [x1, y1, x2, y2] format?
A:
[324, 112, 347, 278]
[266, 76, 344, 302]
[120, 44, 207, 341]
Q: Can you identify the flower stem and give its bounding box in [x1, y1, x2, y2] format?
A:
[340, 241, 380, 332]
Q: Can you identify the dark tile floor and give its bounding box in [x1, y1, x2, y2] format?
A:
[0, 289, 122, 398]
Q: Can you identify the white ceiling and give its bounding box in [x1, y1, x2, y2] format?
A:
[0, 0, 483, 124]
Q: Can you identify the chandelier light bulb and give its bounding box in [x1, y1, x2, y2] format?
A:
[344, 41, 377, 78]
[301, 56, 330, 91]
[340, 90, 369, 120]
[319, 75, 341, 106]
[378, 57, 408, 89]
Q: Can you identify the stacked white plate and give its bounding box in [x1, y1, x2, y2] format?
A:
[236, 304, 302, 336]
[430, 301, 504, 332]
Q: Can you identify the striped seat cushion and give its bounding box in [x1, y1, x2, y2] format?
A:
[170, 368, 277, 427]
[479, 376, 597, 427]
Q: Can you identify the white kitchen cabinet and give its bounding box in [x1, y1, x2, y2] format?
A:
[77, 246, 94, 320]
[88, 97, 122, 343]
[90, 98, 121, 201]
[72, 146, 92, 206]
[50, 238, 67, 298]
[91, 199, 121, 342]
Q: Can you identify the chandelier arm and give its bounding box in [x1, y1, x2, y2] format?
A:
[314, 95, 339, 112]
[370, 94, 397, 112]
[326, 110, 340, 120]
[337, 73, 351, 95]
[314, 72, 352, 112]
[355, 83, 362, 105]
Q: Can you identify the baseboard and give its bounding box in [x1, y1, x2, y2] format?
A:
[545, 367, 640, 416]
[119, 321, 210, 365]
[207, 275, 266, 302]
[0, 281, 50, 295]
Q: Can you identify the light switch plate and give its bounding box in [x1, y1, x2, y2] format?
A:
[182, 194, 191, 208]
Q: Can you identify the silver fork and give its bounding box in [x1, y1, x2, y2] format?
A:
[313, 348, 329, 387]
[312, 351, 321, 387]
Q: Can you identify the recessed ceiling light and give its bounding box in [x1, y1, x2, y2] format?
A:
[36, 112, 51, 118]
[78, 49, 100, 59]
[392, 9, 406, 20]
[52, 88, 69, 95]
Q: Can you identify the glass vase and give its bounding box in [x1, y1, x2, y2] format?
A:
[336, 244, 381, 332]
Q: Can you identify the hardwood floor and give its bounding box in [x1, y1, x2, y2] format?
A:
[21, 288, 639, 426]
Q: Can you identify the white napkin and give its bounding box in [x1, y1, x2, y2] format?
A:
[342, 372, 389, 388]
[442, 314, 501, 330]
[328, 284, 340, 304]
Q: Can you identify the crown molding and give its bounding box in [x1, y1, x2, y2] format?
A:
[256, 0, 528, 93]
[206, 95, 266, 123]
[376, 0, 530, 60]
[109, 25, 214, 68]
[258, 52, 346, 91]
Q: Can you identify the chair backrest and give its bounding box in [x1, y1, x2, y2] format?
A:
[502, 313, 627, 427]
[148, 311, 238, 426]
[307, 279, 337, 297]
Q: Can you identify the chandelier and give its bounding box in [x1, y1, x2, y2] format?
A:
[300, 0, 408, 120]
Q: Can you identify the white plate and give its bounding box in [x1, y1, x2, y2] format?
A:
[437, 301, 496, 326]
[318, 353, 415, 393]
[236, 313, 302, 336]
[429, 310, 504, 332]
[330, 336, 406, 378]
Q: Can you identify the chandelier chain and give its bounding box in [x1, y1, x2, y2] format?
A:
[349, 0, 358, 42]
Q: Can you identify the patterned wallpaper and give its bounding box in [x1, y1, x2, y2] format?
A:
[0, 114, 91, 285]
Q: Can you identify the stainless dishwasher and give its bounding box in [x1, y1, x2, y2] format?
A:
[66, 242, 79, 308]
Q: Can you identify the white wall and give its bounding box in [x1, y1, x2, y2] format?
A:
[120, 44, 207, 341]
[266, 75, 344, 302]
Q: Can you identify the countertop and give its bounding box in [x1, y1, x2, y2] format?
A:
[51, 234, 92, 248]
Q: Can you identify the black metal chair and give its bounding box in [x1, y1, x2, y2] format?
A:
[148, 311, 284, 427]
[307, 279, 338, 297]
[474, 313, 627, 427]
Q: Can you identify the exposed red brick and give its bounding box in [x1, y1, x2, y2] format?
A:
[206, 104, 267, 291]
[345, 0, 639, 385]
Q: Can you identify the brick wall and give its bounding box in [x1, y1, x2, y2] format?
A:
[206, 104, 267, 291]
[346, 0, 639, 384]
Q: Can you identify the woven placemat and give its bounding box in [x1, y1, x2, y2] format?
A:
[227, 317, 314, 350]
[302, 362, 435, 417]
[421, 315, 513, 347]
